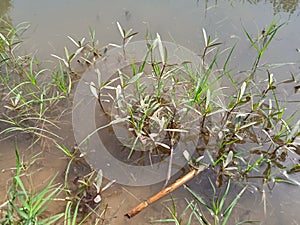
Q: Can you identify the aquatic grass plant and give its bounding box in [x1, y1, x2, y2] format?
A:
[51, 28, 103, 73]
[0, 22, 103, 145]
[0, 142, 112, 224]
[243, 20, 284, 77]
[0, 21, 66, 144]
[56, 144, 114, 224]
[93, 25, 223, 159]
[0, 21, 111, 223]
[151, 197, 196, 225]
[88, 21, 299, 223]
[109, 21, 138, 56]
[0, 19, 30, 68]
[0, 17, 299, 224]
[91, 21, 300, 188]
[184, 181, 248, 225]
[152, 181, 248, 225]
[0, 144, 64, 224]
[63, 200, 81, 225]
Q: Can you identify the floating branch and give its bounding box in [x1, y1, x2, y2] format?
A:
[125, 166, 207, 219]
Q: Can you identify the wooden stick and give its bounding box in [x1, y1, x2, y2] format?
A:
[124, 166, 207, 219]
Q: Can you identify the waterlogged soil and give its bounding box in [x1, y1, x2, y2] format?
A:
[1, 134, 299, 225]
[1, 0, 300, 224]
[0, 138, 67, 218]
[0, 133, 300, 224]
[0, 138, 189, 224]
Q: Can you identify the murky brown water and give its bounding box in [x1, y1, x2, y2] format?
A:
[1, 0, 300, 224]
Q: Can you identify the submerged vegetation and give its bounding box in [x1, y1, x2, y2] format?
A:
[0, 16, 299, 225]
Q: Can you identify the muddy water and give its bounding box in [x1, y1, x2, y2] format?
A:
[0, 138, 67, 217]
[1, 0, 300, 224]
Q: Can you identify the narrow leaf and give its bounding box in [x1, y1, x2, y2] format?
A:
[67, 36, 80, 47]
[102, 179, 116, 192]
[156, 33, 165, 64]
[89, 81, 99, 99]
[94, 169, 103, 193]
[224, 151, 233, 168]
[117, 21, 125, 38]
[202, 28, 208, 46]
[126, 72, 143, 85]
[238, 82, 247, 102]
[183, 150, 191, 161]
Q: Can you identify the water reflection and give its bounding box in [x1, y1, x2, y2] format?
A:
[0, 0, 12, 17]
[0, 0, 12, 32]
[203, 0, 299, 14]
[254, 0, 299, 14]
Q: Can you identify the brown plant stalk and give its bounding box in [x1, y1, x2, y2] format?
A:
[125, 165, 207, 219]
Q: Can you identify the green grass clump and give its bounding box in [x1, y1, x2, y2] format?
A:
[0, 145, 64, 224]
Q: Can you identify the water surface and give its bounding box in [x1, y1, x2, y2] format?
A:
[1, 0, 300, 224]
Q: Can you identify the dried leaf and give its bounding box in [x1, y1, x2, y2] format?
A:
[294, 85, 300, 93]
[216, 172, 223, 187]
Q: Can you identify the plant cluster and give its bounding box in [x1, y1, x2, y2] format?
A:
[89, 21, 300, 224]
[0, 18, 299, 225]
[0, 146, 64, 224]
[152, 180, 248, 225]
[0, 20, 109, 224]
[0, 20, 69, 144]
[91, 22, 300, 188]
[0, 19, 104, 146]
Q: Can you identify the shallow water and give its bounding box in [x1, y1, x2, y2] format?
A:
[1, 0, 300, 224]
